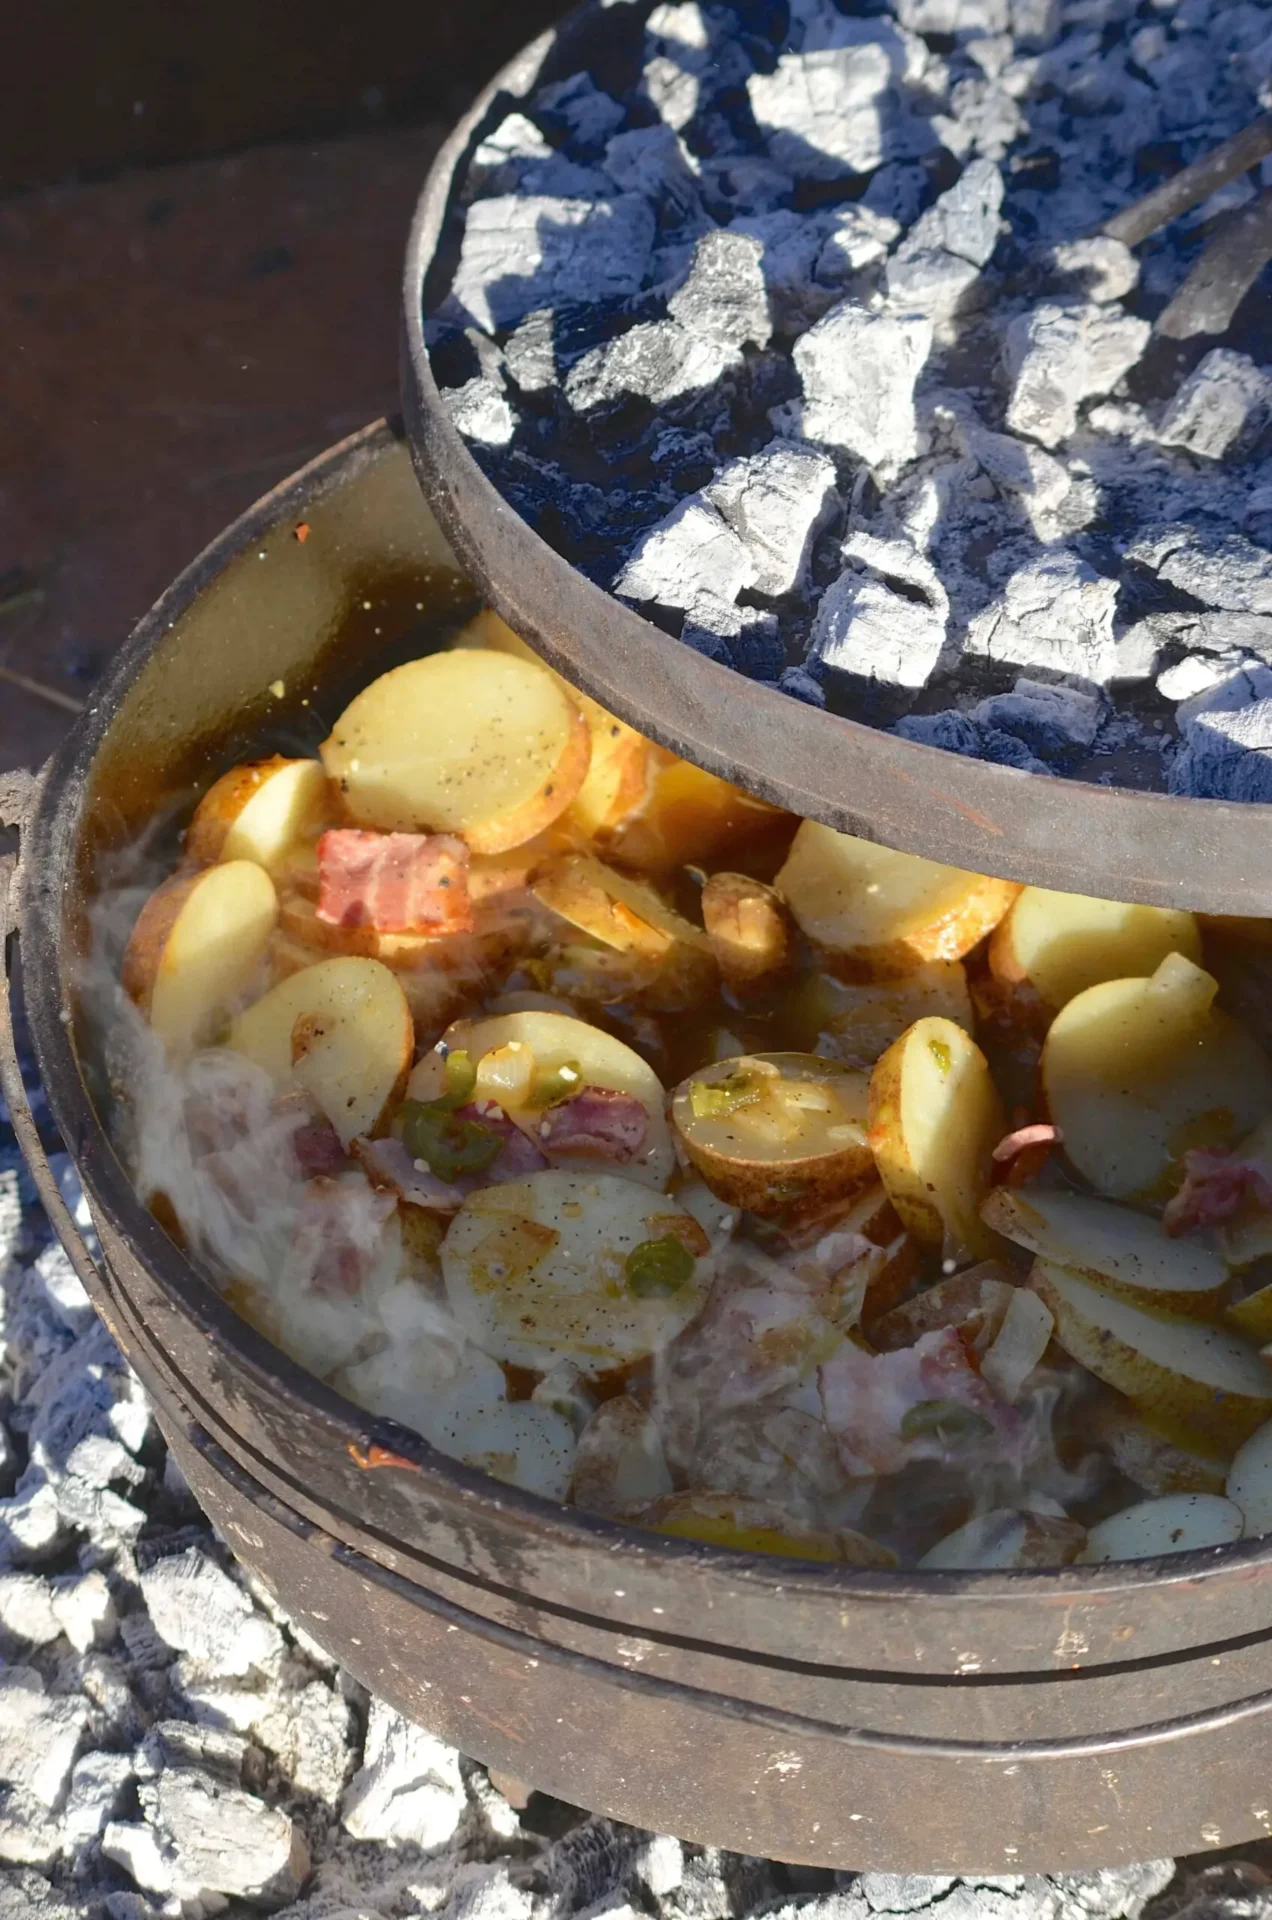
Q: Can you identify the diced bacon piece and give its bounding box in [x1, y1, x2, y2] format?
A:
[316, 829, 473, 934]
[351, 1135, 467, 1211]
[536, 1086, 649, 1163]
[819, 1327, 1022, 1477]
[452, 1102, 550, 1180]
[992, 1121, 1061, 1186]
[1164, 1147, 1272, 1237]
[292, 1119, 352, 1178]
[286, 1175, 397, 1298]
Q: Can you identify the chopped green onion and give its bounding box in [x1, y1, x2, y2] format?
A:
[527, 1059, 583, 1109]
[927, 1038, 952, 1076]
[689, 1071, 763, 1121]
[899, 1399, 993, 1445]
[441, 1048, 477, 1108]
[399, 1099, 502, 1180]
[625, 1235, 696, 1297]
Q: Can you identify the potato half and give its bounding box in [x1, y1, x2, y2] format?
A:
[776, 822, 1018, 981]
[532, 853, 711, 960]
[422, 1009, 675, 1190]
[1031, 1260, 1272, 1450]
[989, 887, 1202, 1026]
[641, 1492, 897, 1566]
[868, 1264, 1017, 1354]
[919, 1509, 1086, 1570]
[1076, 1492, 1244, 1563]
[1088, 1397, 1229, 1497]
[981, 1186, 1228, 1314]
[185, 756, 332, 873]
[1226, 1419, 1272, 1537]
[441, 1170, 711, 1374]
[701, 873, 790, 991]
[321, 650, 590, 854]
[867, 1017, 1005, 1260]
[1041, 953, 1272, 1205]
[123, 861, 278, 1054]
[229, 956, 413, 1148]
[604, 748, 791, 874]
[672, 1052, 872, 1220]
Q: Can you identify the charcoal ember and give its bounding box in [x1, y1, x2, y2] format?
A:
[61, 1750, 133, 1846]
[733, 210, 836, 334]
[342, 1700, 466, 1848]
[815, 204, 902, 287]
[704, 439, 838, 595]
[641, 54, 703, 133]
[443, 378, 517, 449]
[1004, 302, 1152, 448]
[793, 302, 933, 471]
[648, 424, 720, 492]
[639, 2, 754, 133]
[933, 73, 1024, 162]
[534, 72, 627, 154]
[138, 1546, 283, 1677]
[565, 318, 741, 413]
[614, 496, 757, 630]
[452, 195, 656, 335]
[896, 708, 985, 754]
[1157, 652, 1253, 703]
[862, 160, 931, 226]
[0, 1794, 63, 1872]
[728, 611, 786, 679]
[1157, 350, 1272, 462]
[894, 0, 1008, 31]
[886, 158, 1004, 317]
[0, 1668, 88, 1810]
[463, 112, 554, 202]
[698, 153, 795, 218]
[667, 229, 772, 350]
[964, 549, 1121, 681]
[1135, 528, 1272, 616]
[108, 1767, 310, 1909]
[810, 532, 950, 690]
[603, 126, 704, 228]
[747, 35, 911, 180]
[504, 309, 557, 395]
[970, 676, 1106, 755]
[1170, 663, 1272, 802]
[942, 403, 1071, 526]
[1047, 235, 1140, 304]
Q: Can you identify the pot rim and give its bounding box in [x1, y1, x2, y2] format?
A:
[398, 0, 1272, 917]
[18, 415, 1272, 1605]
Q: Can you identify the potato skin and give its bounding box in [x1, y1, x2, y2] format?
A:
[122, 873, 201, 1013]
[465, 706, 592, 855]
[185, 755, 329, 868]
[702, 873, 789, 991]
[867, 1018, 1005, 1261]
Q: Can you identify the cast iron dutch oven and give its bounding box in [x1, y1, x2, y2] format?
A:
[8, 420, 1272, 1873]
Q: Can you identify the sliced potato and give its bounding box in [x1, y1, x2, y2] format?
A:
[604, 747, 791, 874]
[569, 1396, 674, 1518]
[641, 1492, 897, 1566]
[701, 873, 790, 991]
[980, 1287, 1054, 1401]
[1214, 1119, 1272, 1272]
[868, 1264, 1017, 1354]
[1076, 1492, 1244, 1563]
[229, 957, 413, 1148]
[1088, 1397, 1229, 1497]
[1226, 1419, 1272, 1537]
[777, 822, 1018, 981]
[321, 649, 591, 854]
[788, 961, 973, 1070]
[919, 1508, 1086, 1569]
[1041, 954, 1272, 1205]
[1030, 1260, 1272, 1449]
[981, 1186, 1228, 1313]
[123, 861, 278, 1054]
[868, 1018, 1005, 1261]
[421, 1009, 675, 1190]
[419, 1357, 578, 1499]
[532, 853, 711, 959]
[672, 1052, 872, 1220]
[441, 1171, 711, 1373]
[989, 887, 1201, 1027]
[186, 756, 332, 873]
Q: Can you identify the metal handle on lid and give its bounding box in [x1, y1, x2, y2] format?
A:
[1, 768, 108, 1297]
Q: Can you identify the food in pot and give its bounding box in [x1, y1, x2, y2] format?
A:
[108, 620, 1272, 1567]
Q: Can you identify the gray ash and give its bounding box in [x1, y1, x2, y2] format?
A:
[429, 0, 1272, 798]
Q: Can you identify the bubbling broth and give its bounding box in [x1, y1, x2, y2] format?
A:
[95, 608, 1272, 1569]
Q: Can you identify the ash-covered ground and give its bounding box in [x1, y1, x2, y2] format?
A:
[429, 0, 1272, 798]
[2, 1059, 1272, 1917]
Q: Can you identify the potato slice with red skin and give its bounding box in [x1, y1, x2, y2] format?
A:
[777, 822, 1018, 982]
[1077, 1492, 1244, 1562]
[321, 650, 591, 855]
[781, 1181, 918, 1321]
[123, 860, 278, 1054]
[1089, 1396, 1230, 1497]
[1227, 1419, 1272, 1536]
[920, 1509, 1086, 1569]
[1041, 953, 1272, 1206]
[228, 957, 413, 1149]
[186, 756, 332, 873]
[532, 853, 711, 959]
[867, 1018, 1006, 1261]
[981, 1185, 1228, 1317]
[672, 1052, 873, 1221]
[988, 887, 1202, 1034]
[1030, 1259, 1272, 1451]
[867, 1262, 1018, 1353]
[702, 873, 789, 992]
